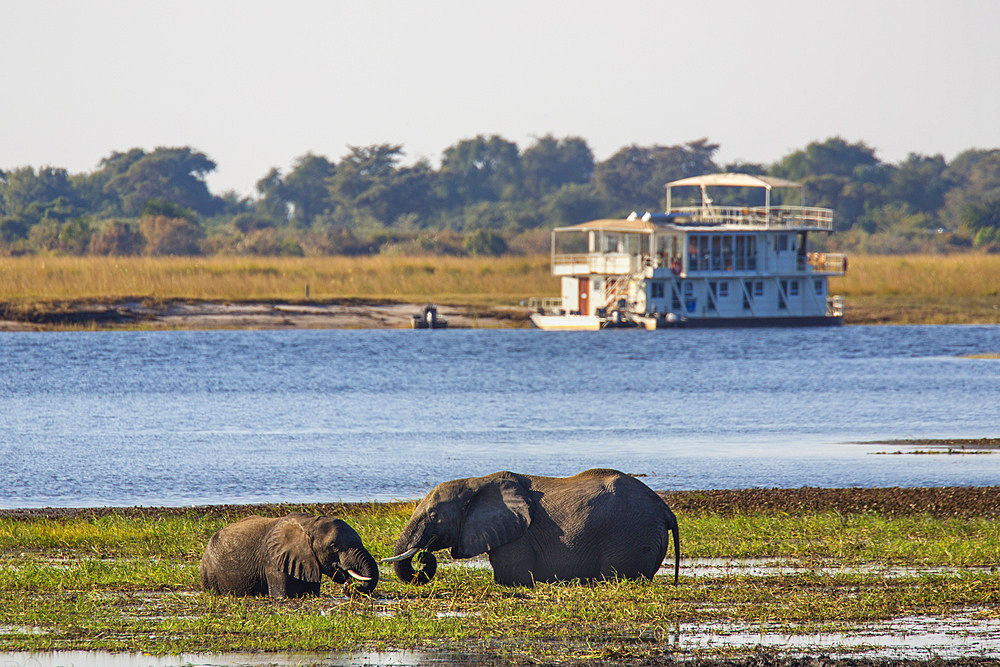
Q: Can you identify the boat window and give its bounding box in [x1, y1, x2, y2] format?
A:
[719, 282, 729, 298]
[741, 235, 758, 270]
[683, 281, 694, 297]
[688, 238, 699, 271]
[651, 282, 665, 299]
[777, 234, 789, 252]
[754, 281, 764, 297]
[685, 233, 754, 272]
[790, 280, 799, 296]
[814, 279, 824, 295]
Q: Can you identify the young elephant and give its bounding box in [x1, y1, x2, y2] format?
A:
[384, 468, 680, 587]
[200, 513, 378, 598]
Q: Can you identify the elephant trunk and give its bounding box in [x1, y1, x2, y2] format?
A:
[390, 525, 438, 585]
[340, 547, 379, 594]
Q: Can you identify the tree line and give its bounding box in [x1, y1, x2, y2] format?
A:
[1, 136, 999, 257]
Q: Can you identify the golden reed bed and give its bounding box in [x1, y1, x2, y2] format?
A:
[1, 254, 998, 325]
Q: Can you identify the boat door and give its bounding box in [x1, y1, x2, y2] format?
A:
[578, 277, 589, 314]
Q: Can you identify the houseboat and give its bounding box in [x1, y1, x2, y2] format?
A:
[529, 173, 847, 330]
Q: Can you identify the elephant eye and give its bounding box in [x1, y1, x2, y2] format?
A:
[427, 510, 439, 522]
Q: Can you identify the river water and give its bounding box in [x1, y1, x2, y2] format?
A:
[1, 325, 998, 509]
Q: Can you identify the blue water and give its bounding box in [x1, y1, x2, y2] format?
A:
[1, 325, 999, 508]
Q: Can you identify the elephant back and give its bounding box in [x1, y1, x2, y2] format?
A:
[200, 515, 278, 596]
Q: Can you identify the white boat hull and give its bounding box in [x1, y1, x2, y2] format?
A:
[529, 314, 603, 331]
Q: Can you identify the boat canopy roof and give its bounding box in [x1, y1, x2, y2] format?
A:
[555, 218, 664, 234]
[666, 173, 803, 190]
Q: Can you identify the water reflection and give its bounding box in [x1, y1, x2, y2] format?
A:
[0, 650, 441, 667]
[4, 612, 999, 666]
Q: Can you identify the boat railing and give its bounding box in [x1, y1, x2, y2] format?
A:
[669, 205, 834, 230]
[807, 252, 848, 275]
[526, 297, 564, 314]
[551, 252, 642, 276]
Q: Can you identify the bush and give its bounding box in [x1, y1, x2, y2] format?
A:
[139, 216, 204, 255]
[90, 221, 144, 256]
[463, 229, 508, 256]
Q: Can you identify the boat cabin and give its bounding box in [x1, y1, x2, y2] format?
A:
[531, 173, 847, 329]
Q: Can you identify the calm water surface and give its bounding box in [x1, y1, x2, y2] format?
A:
[1, 325, 998, 508]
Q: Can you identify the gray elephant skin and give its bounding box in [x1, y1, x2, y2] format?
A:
[200, 513, 378, 598]
[386, 468, 680, 587]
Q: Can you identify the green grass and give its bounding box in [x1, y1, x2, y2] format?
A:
[2, 502, 998, 661]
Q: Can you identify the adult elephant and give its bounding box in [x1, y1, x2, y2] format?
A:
[200, 513, 378, 598]
[384, 469, 679, 587]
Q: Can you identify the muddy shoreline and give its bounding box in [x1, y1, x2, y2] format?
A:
[4, 297, 997, 330]
[0, 299, 530, 331]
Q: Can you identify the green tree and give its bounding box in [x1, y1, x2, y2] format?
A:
[439, 135, 522, 207]
[281, 153, 337, 225]
[104, 147, 222, 217]
[328, 145, 437, 227]
[540, 183, 613, 226]
[0, 166, 83, 227]
[254, 168, 290, 222]
[942, 150, 1000, 234]
[962, 199, 1000, 248]
[521, 135, 594, 199]
[887, 153, 949, 215]
[593, 139, 719, 214]
[772, 137, 889, 230]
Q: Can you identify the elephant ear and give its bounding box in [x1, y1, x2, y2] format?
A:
[265, 515, 322, 583]
[454, 472, 532, 559]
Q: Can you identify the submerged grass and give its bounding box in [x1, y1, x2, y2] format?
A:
[2, 499, 998, 661]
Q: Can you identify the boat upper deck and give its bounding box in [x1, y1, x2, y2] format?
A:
[664, 204, 833, 231]
[547, 172, 845, 278]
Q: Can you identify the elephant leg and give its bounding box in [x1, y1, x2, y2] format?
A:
[599, 532, 668, 581]
[487, 541, 540, 587]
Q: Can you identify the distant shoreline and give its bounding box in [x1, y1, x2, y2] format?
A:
[4, 482, 998, 519]
[3, 297, 1000, 331]
[0, 299, 529, 331]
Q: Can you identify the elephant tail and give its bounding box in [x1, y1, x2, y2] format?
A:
[666, 509, 680, 585]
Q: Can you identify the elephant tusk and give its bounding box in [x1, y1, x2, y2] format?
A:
[346, 569, 372, 582]
[381, 546, 420, 563]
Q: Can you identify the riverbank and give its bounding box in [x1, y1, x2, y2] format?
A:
[2, 294, 1000, 331]
[2, 253, 999, 330]
[0, 299, 529, 331]
[2, 484, 998, 665]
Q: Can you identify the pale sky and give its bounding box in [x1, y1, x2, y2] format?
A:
[3, 0, 999, 197]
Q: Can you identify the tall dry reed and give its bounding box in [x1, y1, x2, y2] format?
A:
[0, 255, 557, 305]
[3, 253, 997, 305]
[831, 253, 1000, 297]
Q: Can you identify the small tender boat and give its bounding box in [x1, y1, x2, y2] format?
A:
[411, 304, 448, 329]
[528, 173, 847, 330]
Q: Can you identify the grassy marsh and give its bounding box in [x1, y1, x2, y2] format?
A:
[1, 253, 1000, 327]
[2, 490, 998, 662]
